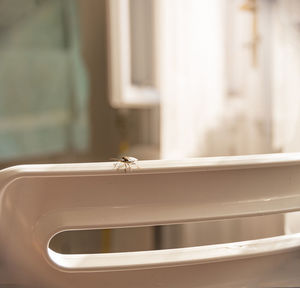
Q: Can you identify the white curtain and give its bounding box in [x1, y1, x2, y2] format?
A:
[159, 0, 273, 159]
[272, 0, 300, 153]
[160, 0, 225, 159]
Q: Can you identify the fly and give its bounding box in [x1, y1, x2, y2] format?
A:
[112, 156, 139, 173]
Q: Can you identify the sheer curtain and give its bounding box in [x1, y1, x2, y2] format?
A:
[159, 0, 272, 159]
[160, 0, 225, 159]
[272, 0, 300, 153]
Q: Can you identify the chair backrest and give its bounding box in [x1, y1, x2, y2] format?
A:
[1, 153, 300, 288]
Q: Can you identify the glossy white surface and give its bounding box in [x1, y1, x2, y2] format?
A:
[1, 153, 300, 287]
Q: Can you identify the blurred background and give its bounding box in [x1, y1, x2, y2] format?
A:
[1, 0, 300, 254]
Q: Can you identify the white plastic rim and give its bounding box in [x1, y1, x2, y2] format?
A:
[47, 233, 300, 271]
[1, 153, 300, 288]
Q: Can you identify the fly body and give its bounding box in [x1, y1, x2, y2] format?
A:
[112, 156, 138, 172]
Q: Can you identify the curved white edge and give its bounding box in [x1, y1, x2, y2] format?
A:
[48, 233, 300, 272]
[1, 153, 300, 177]
[2, 153, 300, 276]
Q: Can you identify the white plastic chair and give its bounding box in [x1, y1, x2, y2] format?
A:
[1, 153, 300, 288]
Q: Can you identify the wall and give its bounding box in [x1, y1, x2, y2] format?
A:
[78, 0, 120, 161]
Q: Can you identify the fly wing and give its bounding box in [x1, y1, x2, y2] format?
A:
[126, 157, 138, 162]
